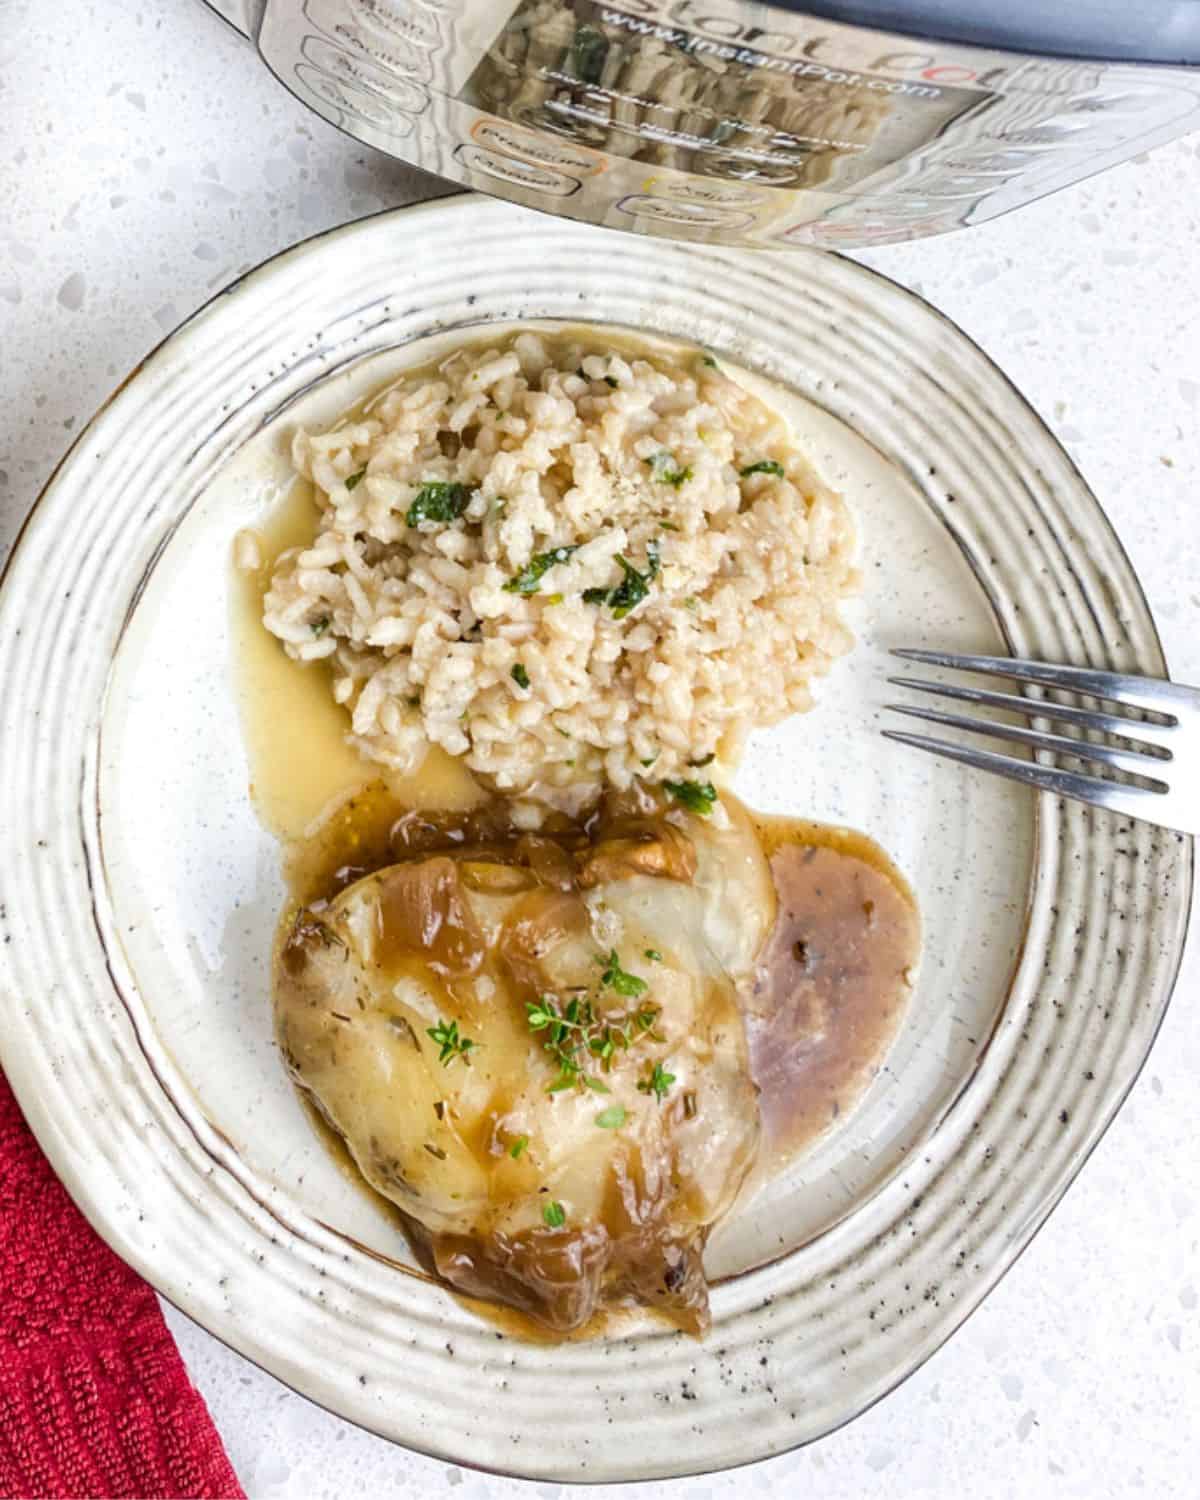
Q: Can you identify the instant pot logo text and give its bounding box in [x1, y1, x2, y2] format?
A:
[603, 0, 1003, 91]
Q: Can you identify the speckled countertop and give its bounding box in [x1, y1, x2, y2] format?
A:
[2, 1, 1198, 1496]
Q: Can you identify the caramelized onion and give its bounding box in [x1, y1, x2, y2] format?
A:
[375, 856, 487, 977]
[576, 826, 697, 888]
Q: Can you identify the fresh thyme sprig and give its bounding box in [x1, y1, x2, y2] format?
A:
[525, 989, 660, 1094]
[425, 1018, 477, 1067]
[638, 1060, 676, 1102]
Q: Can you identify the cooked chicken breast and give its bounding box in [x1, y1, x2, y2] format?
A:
[275, 786, 772, 1333]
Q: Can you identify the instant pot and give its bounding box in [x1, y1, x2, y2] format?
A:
[204, 0, 1200, 246]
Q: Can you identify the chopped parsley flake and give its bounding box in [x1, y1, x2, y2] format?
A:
[595, 1104, 627, 1129]
[504, 546, 579, 596]
[584, 544, 660, 620]
[688, 752, 716, 768]
[700, 351, 721, 369]
[542, 1200, 567, 1228]
[663, 779, 718, 816]
[644, 949, 663, 963]
[604, 375, 619, 388]
[646, 451, 692, 488]
[659, 520, 679, 531]
[740, 460, 785, 479]
[406, 481, 472, 527]
[638, 1061, 676, 1102]
[426, 1018, 477, 1067]
[311, 615, 332, 637]
[511, 663, 531, 690]
[345, 466, 367, 491]
[509, 1134, 529, 1159]
[599, 950, 648, 999]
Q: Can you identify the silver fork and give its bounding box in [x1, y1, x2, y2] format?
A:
[883, 649, 1200, 836]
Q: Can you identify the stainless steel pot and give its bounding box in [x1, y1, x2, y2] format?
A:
[203, 0, 1200, 247]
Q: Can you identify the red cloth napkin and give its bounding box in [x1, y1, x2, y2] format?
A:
[0, 1070, 245, 1500]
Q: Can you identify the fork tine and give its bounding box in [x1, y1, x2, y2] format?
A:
[890, 649, 1189, 717]
[886, 675, 1177, 751]
[886, 702, 1171, 784]
[881, 729, 1183, 829]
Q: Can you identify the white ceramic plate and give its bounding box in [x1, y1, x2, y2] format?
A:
[0, 198, 1190, 1482]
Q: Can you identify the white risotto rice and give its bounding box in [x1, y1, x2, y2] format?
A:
[259, 329, 857, 794]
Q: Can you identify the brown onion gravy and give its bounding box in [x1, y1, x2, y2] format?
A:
[272, 781, 760, 1337]
[747, 818, 918, 1166]
[275, 782, 918, 1179]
